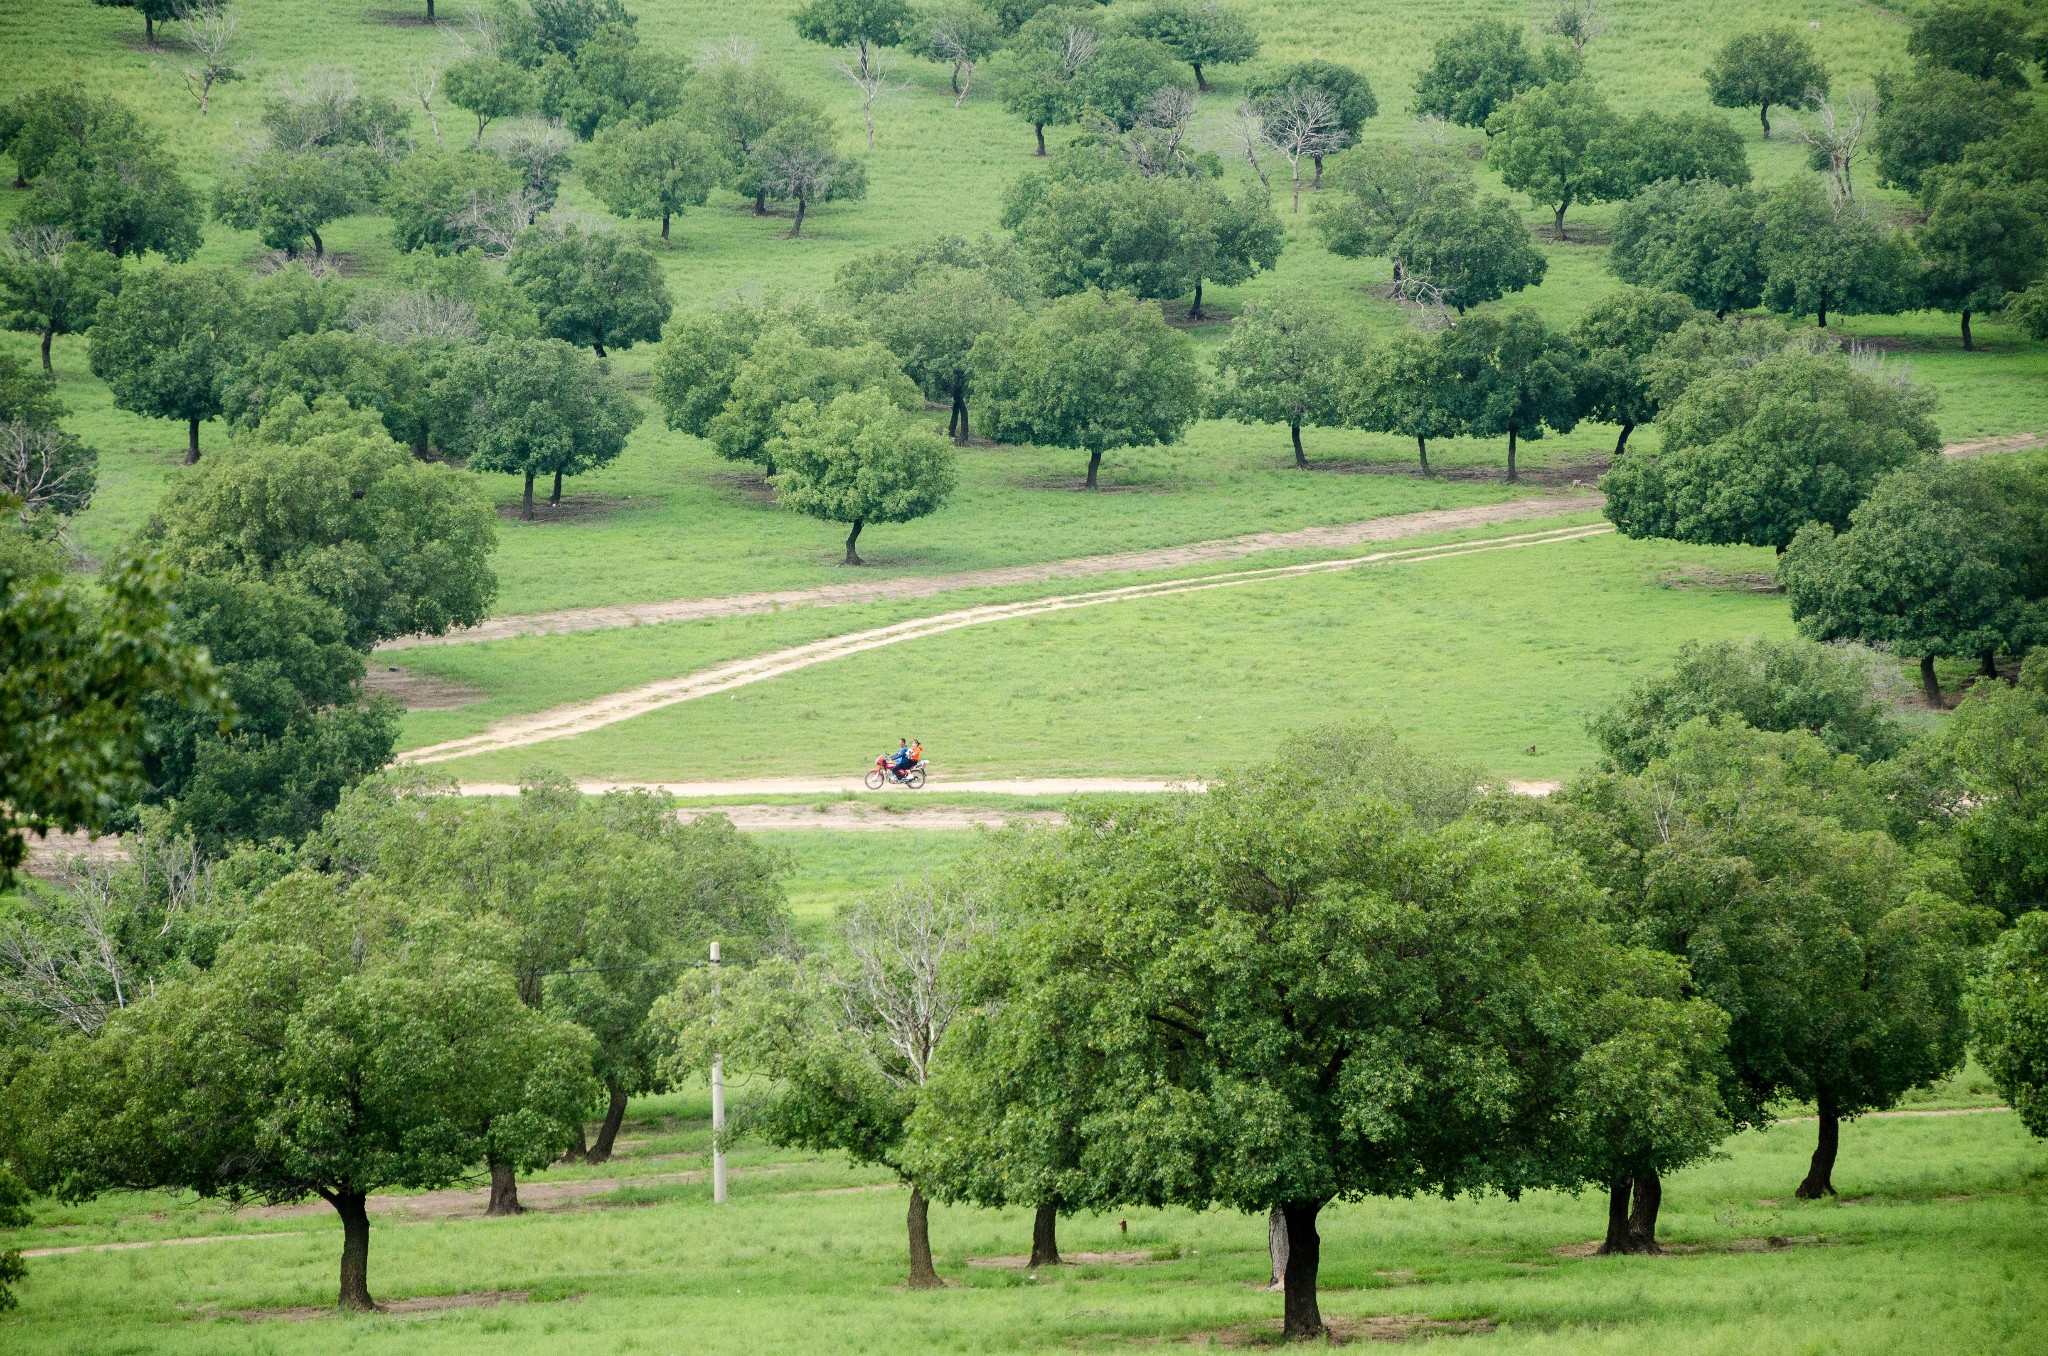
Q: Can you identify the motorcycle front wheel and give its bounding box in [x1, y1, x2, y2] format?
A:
[905, 768, 927, 789]
[863, 770, 886, 790]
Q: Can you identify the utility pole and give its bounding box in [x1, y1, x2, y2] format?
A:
[710, 939, 727, 1205]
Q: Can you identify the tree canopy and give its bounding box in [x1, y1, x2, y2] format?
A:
[1704, 26, 1830, 138]
[506, 222, 673, 357]
[1567, 286, 1700, 454]
[1412, 17, 1577, 131]
[766, 387, 958, 564]
[0, 228, 120, 375]
[1209, 293, 1366, 468]
[1121, 1, 1260, 91]
[434, 336, 642, 516]
[87, 263, 245, 461]
[1610, 179, 1764, 317]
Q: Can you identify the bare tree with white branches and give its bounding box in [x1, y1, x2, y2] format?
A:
[1228, 100, 1272, 187]
[1122, 86, 1199, 177]
[835, 43, 911, 149]
[354, 290, 482, 345]
[928, 17, 980, 109]
[1789, 89, 1876, 199]
[0, 422, 96, 521]
[407, 62, 445, 145]
[1256, 85, 1349, 212]
[444, 187, 544, 255]
[175, 0, 243, 115]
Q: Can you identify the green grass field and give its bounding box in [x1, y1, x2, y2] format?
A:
[2, 1075, 2037, 1353]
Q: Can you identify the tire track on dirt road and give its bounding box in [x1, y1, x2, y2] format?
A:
[398, 523, 1614, 767]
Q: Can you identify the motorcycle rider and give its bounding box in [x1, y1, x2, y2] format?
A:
[890, 739, 914, 780]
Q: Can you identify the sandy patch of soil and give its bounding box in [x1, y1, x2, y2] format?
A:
[672, 803, 1065, 832]
[215, 1289, 534, 1322]
[1189, 1313, 1497, 1345]
[362, 665, 489, 711]
[1942, 432, 2048, 459]
[18, 827, 128, 880]
[968, 1250, 1159, 1268]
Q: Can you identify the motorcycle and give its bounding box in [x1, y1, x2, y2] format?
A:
[865, 755, 928, 790]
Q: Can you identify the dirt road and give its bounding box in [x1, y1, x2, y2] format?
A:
[398, 523, 1612, 766]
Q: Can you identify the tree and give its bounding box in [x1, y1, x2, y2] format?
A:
[1604, 345, 1938, 553]
[259, 67, 412, 154]
[435, 336, 641, 516]
[534, 22, 689, 140]
[1568, 286, 1699, 455]
[219, 330, 425, 453]
[1907, 0, 2034, 89]
[921, 3, 1004, 105]
[1, 420, 98, 523]
[1705, 27, 1829, 139]
[1122, 1, 1259, 92]
[1249, 84, 1349, 212]
[656, 880, 986, 1289]
[174, 0, 243, 115]
[1002, 151, 1186, 299]
[1541, 0, 1606, 58]
[585, 115, 716, 242]
[971, 290, 1202, 489]
[1971, 911, 2048, 1137]
[1412, 18, 1576, 131]
[1209, 293, 1364, 468]
[444, 56, 535, 143]
[1792, 91, 1877, 200]
[1348, 328, 1462, 475]
[1940, 657, 2048, 919]
[15, 872, 595, 1310]
[1871, 67, 2028, 197]
[1609, 110, 1750, 196]
[1399, 183, 1550, 316]
[1916, 181, 2048, 350]
[91, 0, 180, 47]
[496, 121, 573, 221]
[1758, 177, 1912, 329]
[1071, 34, 1192, 130]
[0, 1168, 27, 1311]
[753, 111, 868, 236]
[1245, 59, 1374, 187]
[147, 396, 497, 647]
[506, 223, 672, 358]
[766, 389, 957, 564]
[1556, 721, 1987, 1203]
[1610, 179, 1764, 317]
[1588, 635, 1906, 773]
[0, 227, 120, 374]
[988, 5, 1100, 155]
[1310, 137, 1471, 280]
[687, 49, 799, 212]
[17, 117, 201, 261]
[382, 149, 523, 254]
[87, 264, 243, 461]
[1780, 457, 2048, 705]
[1438, 309, 1578, 482]
[1486, 80, 1626, 240]
[213, 147, 379, 260]
[0, 553, 218, 886]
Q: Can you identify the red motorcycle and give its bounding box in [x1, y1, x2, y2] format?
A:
[865, 755, 927, 789]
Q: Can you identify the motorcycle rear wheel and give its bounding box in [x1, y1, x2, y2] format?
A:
[863, 770, 886, 790]
[905, 768, 927, 789]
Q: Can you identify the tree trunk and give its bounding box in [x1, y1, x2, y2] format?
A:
[1190, 277, 1204, 320]
[145, 13, 156, 45]
[1417, 434, 1430, 476]
[585, 1083, 628, 1164]
[486, 1160, 524, 1216]
[1614, 421, 1633, 456]
[310, 228, 324, 259]
[1554, 204, 1568, 241]
[905, 1185, 942, 1289]
[661, 212, 671, 241]
[1034, 123, 1047, 156]
[1961, 310, 1973, 351]
[522, 469, 536, 520]
[1598, 1177, 1635, 1254]
[1760, 103, 1771, 139]
[1085, 450, 1102, 490]
[593, 340, 607, 358]
[550, 468, 564, 506]
[1507, 427, 1519, 483]
[1311, 153, 1325, 188]
[40, 326, 54, 373]
[1627, 1170, 1663, 1251]
[562, 1119, 589, 1164]
[950, 66, 961, 95]
[333, 1191, 374, 1310]
[1291, 166, 1302, 214]
[1291, 422, 1307, 469]
[951, 374, 970, 445]
[1982, 651, 2000, 680]
[790, 195, 807, 237]
[844, 518, 864, 565]
[753, 190, 767, 215]
[1267, 1204, 1289, 1287]
[1796, 1089, 1840, 1199]
[1029, 1203, 1061, 1268]
[1920, 655, 1942, 707]
[186, 417, 201, 464]
[1817, 305, 1828, 329]
[1192, 62, 1208, 92]
[1278, 1200, 1323, 1340]
[427, 0, 435, 18]
[947, 398, 959, 438]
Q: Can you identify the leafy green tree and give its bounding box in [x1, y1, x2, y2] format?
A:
[243, 262, 356, 343]
[1610, 178, 1764, 317]
[91, 0, 180, 47]
[766, 388, 957, 563]
[1347, 327, 1462, 475]
[1438, 308, 1578, 481]
[435, 336, 642, 516]
[445, 56, 535, 143]
[1937, 655, 2048, 919]
[971, 289, 1203, 488]
[0, 553, 218, 886]
[1781, 456, 2048, 704]
[506, 222, 672, 358]
[0, 87, 127, 189]
[1556, 720, 1988, 1201]
[0, 227, 120, 374]
[1121, 1, 1259, 91]
[17, 117, 200, 261]
[1071, 34, 1190, 129]
[498, 122, 574, 221]
[1393, 182, 1547, 314]
[1907, 0, 2034, 88]
[1916, 181, 2048, 349]
[1971, 910, 2048, 1137]
[1704, 26, 1830, 139]
[1245, 58, 1374, 186]
[1588, 635, 1906, 773]
[988, 4, 1100, 155]
[686, 53, 798, 212]
[381, 247, 541, 339]
[1310, 137, 1472, 280]
[656, 880, 985, 1289]
[220, 330, 426, 453]
[213, 148, 379, 260]
[1758, 177, 1912, 328]
[535, 22, 689, 140]
[14, 872, 596, 1309]
[382, 149, 523, 254]
[752, 109, 869, 236]
[585, 115, 718, 242]
[258, 70, 412, 153]
[1486, 80, 1626, 240]
[1568, 286, 1699, 454]
[1871, 67, 2028, 196]
[0, 1168, 27, 1311]
[1413, 17, 1576, 131]
[148, 396, 498, 647]
[0, 352, 65, 430]
[1209, 293, 1364, 468]
[921, 2, 1005, 103]
[1604, 345, 1938, 552]
[793, 0, 915, 60]
[1610, 110, 1750, 193]
[87, 264, 244, 461]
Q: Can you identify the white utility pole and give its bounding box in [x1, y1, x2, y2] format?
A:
[710, 939, 727, 1205]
